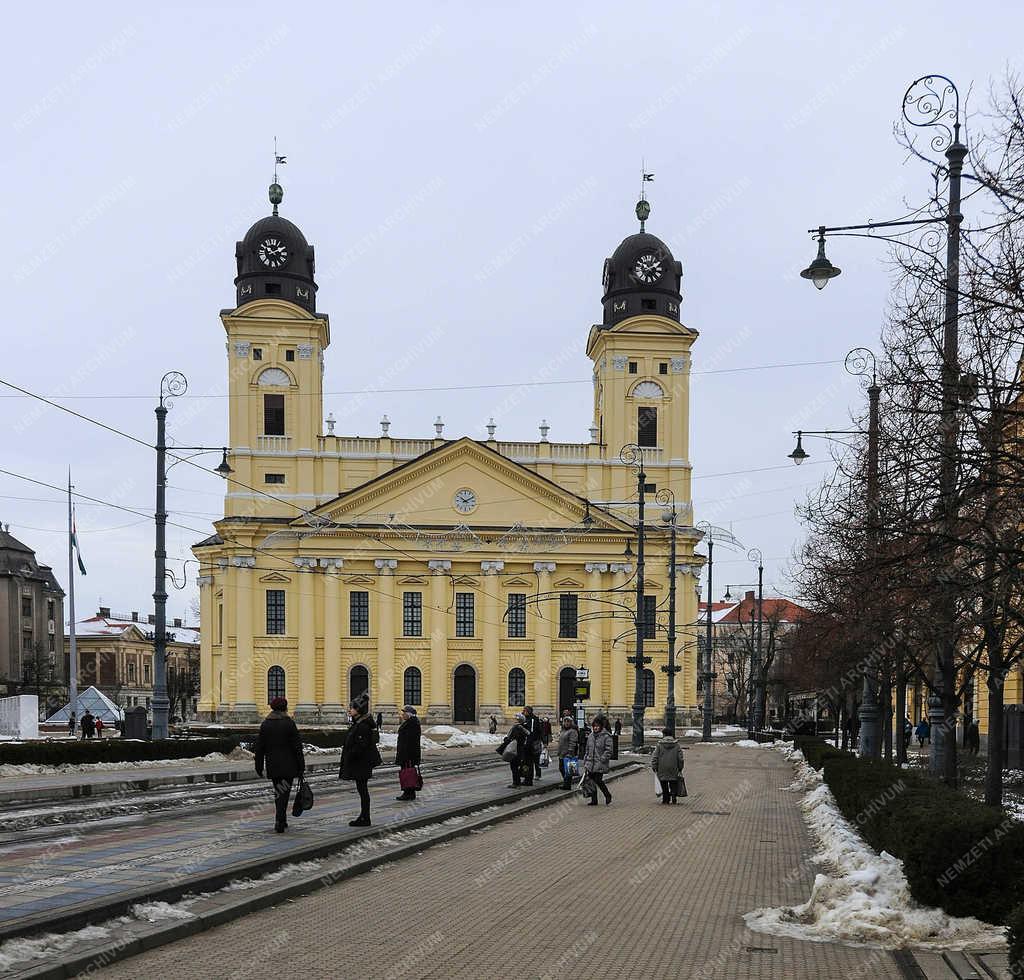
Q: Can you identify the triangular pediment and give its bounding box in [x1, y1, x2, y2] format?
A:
[343, 575, 375, 585]
[453, 575, 479, 586]
[259, 572, 291, 583]
[502, 576, 532, 587]
[305, 437, 634, 534]
[398, 575, 427, 585]
[554, 577, 584, 589]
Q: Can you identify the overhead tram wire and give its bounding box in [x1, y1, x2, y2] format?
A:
[0, 358, 846, 400]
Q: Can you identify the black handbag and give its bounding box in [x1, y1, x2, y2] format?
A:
[292, 778, 314, 816]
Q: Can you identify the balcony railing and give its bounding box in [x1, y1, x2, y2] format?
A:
[257, 435, 291, 452]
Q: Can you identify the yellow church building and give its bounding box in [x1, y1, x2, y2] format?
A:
[193, 182, 704, 725]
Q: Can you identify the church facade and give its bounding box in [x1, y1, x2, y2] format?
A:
[193, 183, 704, 725]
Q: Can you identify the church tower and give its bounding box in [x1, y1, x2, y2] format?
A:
[221, 181, 330, 519]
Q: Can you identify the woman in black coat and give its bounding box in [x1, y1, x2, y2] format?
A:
[254, 696, 306, 833]
[340, 692, 381, 826]
[395, 705, 422, 801]
[496, 713, 532, 788]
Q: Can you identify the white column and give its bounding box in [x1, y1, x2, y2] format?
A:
[320, 558, 344, 716]
[533, 562, 556, 711]
[427, 560, 451, 721]
[375, 559, 399, 719]
[481, 560, 504, 717]
[197, 576, 215, 716]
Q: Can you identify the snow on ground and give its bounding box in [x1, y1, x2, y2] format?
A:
[425, 725, 463, 736]
[733, 739, 775, 749]
[444, 731, 503, 748]
[743, 744, 1007, 950]
[130, 901, 195, 922]
[377, 733, 443, 752]
[0, 752, 237, 777]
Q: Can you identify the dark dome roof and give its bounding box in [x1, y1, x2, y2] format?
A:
[601, 221, 682, 327]
[234, 186, 318, 313]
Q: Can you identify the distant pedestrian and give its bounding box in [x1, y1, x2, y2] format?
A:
[488, 714, 498, 735]
[67, 711, 76, 736]
[903, 715, 913, 747]
[340, 693, 381, 826]
[523, 705, 544, 780]
[651, 727, 685, 804]
[375, 710, 384, 732]
[541, 716, 552, 746]
[582, 715, 613, 806]
[557, 716, 579, 790]
[497, 713, 532, 787]
[613, 717, 622, 738]
[94, 717, 104, 739]
[395, 705, 422, 801]
[915, 718, 930, 748]
[254, 696, 305, 833]
[80, 710, 95, 740]
[966, 719, 980, 756]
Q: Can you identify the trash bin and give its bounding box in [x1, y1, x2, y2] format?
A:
[611, 734, 619, 760]
[1005, 705, 1023, 771]
[123, 706, 148, 740]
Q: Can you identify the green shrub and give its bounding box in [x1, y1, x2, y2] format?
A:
[819, 752, 1024, 924]
[183, 726, 348, 749]
[793, 736, 848, 770]
[0, 737, 240, 766]
[1007, 901, 1024, 977]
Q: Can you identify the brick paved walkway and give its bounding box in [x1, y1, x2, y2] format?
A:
[99, 744, 907, 980]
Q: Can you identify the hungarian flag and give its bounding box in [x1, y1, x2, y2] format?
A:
[71, 510, 87, 575]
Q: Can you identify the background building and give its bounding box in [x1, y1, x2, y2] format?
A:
[0, 525, 66, 717]
[67, 608, 200, 720]
[193, 185, 703, 724]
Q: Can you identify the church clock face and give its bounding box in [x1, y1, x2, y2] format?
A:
[453, 488, 477, 514]
[258, 236, 289, 268]
[634, 253, 663, 284]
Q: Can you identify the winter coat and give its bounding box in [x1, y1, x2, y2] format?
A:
[557, 726, 579, 759]
[582, 728, 613, 773]
[81, 713, 96, 736]
[651, 736, 684, 780]
[915, 720, 930, 740]
[498, 723, 529, 763]
[522, 713, 543, 751]
[254, 710, 305, 781]
[340, 713, 381, 781]
[395, 716, 422, 768]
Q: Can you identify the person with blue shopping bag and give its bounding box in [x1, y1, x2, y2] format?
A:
[557, 715, 579, 790]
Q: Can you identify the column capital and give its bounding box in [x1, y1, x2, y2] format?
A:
[375, 558, 399, 572]
[318, 558, 344, 570]
[197, 575, 215, 587]
[533, 561, 556, 573]
[481, 560, 505, 574]
[230, 556, 256, 569]
[608, 562, 633, 574]
[428, 559, 452, 573]
[294, 556, 318, 570]
[584, 562, 608, 574]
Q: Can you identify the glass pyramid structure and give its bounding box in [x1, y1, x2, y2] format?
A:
[47, 686, 125, 724]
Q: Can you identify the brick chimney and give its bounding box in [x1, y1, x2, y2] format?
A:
[173, 617, 182, 628]
[99, 606, 111, 618]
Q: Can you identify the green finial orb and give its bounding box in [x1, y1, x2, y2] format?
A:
[636, 199, 650, 223]
[269, 182, 283, 215]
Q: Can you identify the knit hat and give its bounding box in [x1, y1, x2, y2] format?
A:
[269, 697, 288, 712]
[515, 712, 527, 724]
[402, 705, 418, 716]
[349, 692, 370, 715]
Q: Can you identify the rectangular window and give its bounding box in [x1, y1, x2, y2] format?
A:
[264, 473, 285, 484]
[403, 591, 423, 637]
[455, 592, 475, 637]
[263, 394, 285, 436]
[641, 595, 657, 639]
[507, 593, 526, 638]
[22, 630, 32, 652]
[558, 593, 578, 639]
[253, 348, 263, 361]
[659, 362, 668, 375]
[350, 591, 369, 636]
[144, 663, 151, 684]
[638, 406, 658, 447]
[48, 633, 55, 653]
[21, 596, 32, 619]
[128, 661, 136, 682]
[285, 349, 295, 362]
[628, 361, 638, 374]
[266, 589, 286, 635]
[47, 599, 55, 621]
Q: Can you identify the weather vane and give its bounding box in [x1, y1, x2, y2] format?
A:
[637, 160, 654, 231]
[270, 137, 287, 215]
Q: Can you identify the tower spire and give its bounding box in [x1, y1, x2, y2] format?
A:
[637, 162, 654, 232]
[270, 137, 286, 215]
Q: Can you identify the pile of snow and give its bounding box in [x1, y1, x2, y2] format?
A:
[444, 731, 503, 748]
[425, 725, 463, 736]
[130, 901, 195, 923]
[0, 752, 237, 777]
[376, 732, 443, 752]
[0, 924, 114, 973]
[744, 745, 1007, 949]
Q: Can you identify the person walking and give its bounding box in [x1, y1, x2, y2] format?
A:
[582, 715, 613, 806]
[340, 693, 381, 826]
[67, 711, 76, 736]
[966, 719, 981, 756]
[613, 717, 622, 738]
[651, 727, 684, 804]
[915, 718, 930, 748]
[523, 705, 543, 780]
[395, 705, 422, 801]
[80, 710, 95, 740]
[488, 714, 498, 735]
[94, 717, 104, 739]
[375, 710, 384, 732]
[541, 716, 552, 747]
[254, 696, 305, 833]
[557, 715, 579, 790]
[903, 715, 913, 748]
[497, 713, 532, 787]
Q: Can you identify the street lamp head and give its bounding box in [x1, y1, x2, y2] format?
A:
[623, 541, 634, 559]
[788, 431, 809, 465]
[800, 230, 841, 290]
[724, 587, 732, 601]
[215, 449, 233, 479]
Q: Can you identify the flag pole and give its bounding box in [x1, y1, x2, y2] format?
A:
[67, 471, 79, 723]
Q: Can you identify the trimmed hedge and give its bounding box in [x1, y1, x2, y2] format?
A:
[1008, 902, 1024, 976]
[793, 735, 847, 770]
[182, 726, 348, 749]
[0, 737, 240, 766]
[804, 744, 1024, 924]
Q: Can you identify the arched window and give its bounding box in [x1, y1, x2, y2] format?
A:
[350, 665, 369, 702]
[642, 668, 655, 708]
[267, 666, 286, 704]
[403, 666, 422, 706]
[508, 667, 526, 707]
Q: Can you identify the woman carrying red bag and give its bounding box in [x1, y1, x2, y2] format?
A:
[395, 705, 422, 801]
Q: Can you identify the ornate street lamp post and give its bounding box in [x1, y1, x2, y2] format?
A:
[620, 444, 651, 749]
[800, 76, 967, 782]
[746, 548, 765, 738]
[656, 488, 680, 736]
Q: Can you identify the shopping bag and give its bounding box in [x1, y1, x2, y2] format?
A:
[399, 765, 423, 791]
[539, 748, 550, 768]
[578, 773, 595, 797]
[564, 756, 579, 778]
[654, 772, 663, 797]
[291, 778, 313, 817]
[677, 776, 688, 798]
[501, 742, 519, 763]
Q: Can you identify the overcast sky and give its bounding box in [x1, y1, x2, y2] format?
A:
[2, 1, 1020, 624]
